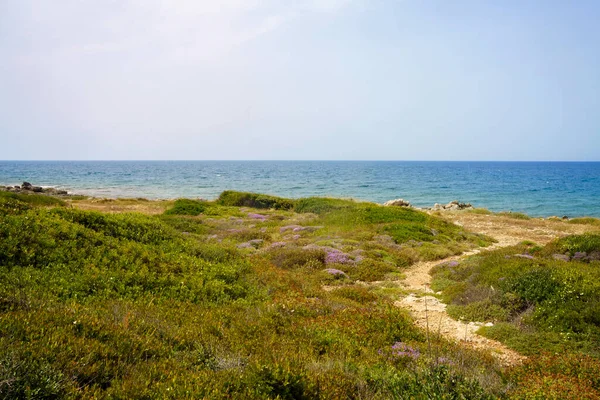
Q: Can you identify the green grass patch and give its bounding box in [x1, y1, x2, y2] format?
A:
[0, 190, 66, 207]
[568, 217, 600, 226]
[218, 190, 295, 210]
[164, 198, 207, 216]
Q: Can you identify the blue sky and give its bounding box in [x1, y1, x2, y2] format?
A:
[1, 0, 599, 160]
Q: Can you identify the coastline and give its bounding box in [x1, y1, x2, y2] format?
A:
[1, 181, 598, 220]
[1, 160, 599, 217]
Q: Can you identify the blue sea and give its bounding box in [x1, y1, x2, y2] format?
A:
[0, 161, 599, 217]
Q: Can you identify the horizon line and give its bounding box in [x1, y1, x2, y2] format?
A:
[1, 159, 599, 163]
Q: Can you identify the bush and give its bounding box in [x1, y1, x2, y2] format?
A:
[0, 190, 65, 207]
[555, 233, 600, 256]
[267, 247, 326, 269]
[164, 199, 206, 216]
[218, 191, 295, 210]
[509, 353, 600, 399]
[331, 286, 377, 304]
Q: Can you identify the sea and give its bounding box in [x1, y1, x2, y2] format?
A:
[0, 161, 599, 218]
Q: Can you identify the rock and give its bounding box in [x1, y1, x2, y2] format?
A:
[22, 182, 32, 189]
[432, 200, 473, 211]
[56, 190, 68, 195]
[383, 198, 411, 207]
[32, 186, 43, 193]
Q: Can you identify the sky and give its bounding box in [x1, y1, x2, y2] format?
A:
[1, 0, 599, 161]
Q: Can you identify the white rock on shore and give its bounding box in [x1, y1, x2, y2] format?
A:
[383, 198, 411, 207]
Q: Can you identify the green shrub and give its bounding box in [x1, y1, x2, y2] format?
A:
[350, 259, 396, 282]
[331, 286, 377, 304]
[555, 233, 600, 255]
[0, 190, 65, 207]
[267, 247, 325, 269]
[509, 353, 600, 399]
[164, 198, 206, 216]
[294, 197, 356, 214]
[447, 300, 509, 322]
[218, 191, 295, 210]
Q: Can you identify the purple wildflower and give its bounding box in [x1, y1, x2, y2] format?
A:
[437, 357, 454, 365]
[446, 260, 459, 267]
[385, 342, 420, 360]
[572, 251, 587, 260]
[325, 250, 353, 265]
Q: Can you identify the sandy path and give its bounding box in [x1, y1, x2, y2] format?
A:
[391, 213, 599, 367]
[396, 238, 525, 366]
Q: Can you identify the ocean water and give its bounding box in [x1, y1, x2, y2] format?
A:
[0, 161, 599, 217]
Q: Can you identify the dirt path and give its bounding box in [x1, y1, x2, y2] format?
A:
[392, 213, 599, 367]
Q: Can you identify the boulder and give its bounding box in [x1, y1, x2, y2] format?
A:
[22, 182, 32, 189]
[383, 198, 411, 207]
[32, 186, 43, 193]
[432, 200, 473, 211]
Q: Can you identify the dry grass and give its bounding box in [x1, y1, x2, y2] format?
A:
[439, 211, 600, 246]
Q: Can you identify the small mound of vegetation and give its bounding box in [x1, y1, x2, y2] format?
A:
[0, 190, 65, 207]
[164, 198, 207, 216]
[508, 352, 600, 399]
[218, 190, 295, 210]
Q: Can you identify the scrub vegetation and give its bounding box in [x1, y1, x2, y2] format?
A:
[1, 190, 599, 398]
[431, 233, 600, 398]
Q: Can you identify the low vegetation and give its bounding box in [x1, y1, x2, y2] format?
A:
[1, 190, 598, 398]
[431, 233, 600, 398]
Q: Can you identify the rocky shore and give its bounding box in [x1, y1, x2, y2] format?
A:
[1, 181, 71, 197]
[383, 198, 474, 211]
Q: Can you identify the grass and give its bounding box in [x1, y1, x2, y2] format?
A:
[568, 217, 600, 226]
[163, 198, 207, 216]
[496, 211, 531, 220]
[1, 190, 572, 398]
[0, 190, 66, 207]
[218, 190, 295, 210]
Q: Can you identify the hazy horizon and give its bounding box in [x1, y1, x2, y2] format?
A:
[2, 1, 599, 161]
